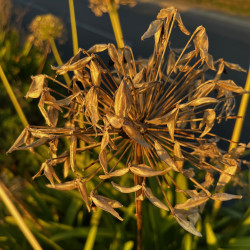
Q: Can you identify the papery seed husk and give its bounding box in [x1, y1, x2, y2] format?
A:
[46, 180, 77, 190]
[25, 75, 47, 98]
[175, 195, 209, 210]
[123, 120, 150, 148]
[90, 60, 101, 86]
[211, 193, 242, 201]
[175, 213, 202, 237]
[99, 168, 129, 179]
[143, 185, 169, 211]
[88, 44, 108, 53]
[216, 80, 245, 93]
[155, 140, 179, 171]
[7, 128, 29, 153]
[130, 164, 171, 177]
[91, 193, 123, 221]
[141, 20, 163, 40]
[106, 114, 124, 129]
[111, 182, 142, 193]
[114, 80, 132, 118]
[76, 179, 91, 212]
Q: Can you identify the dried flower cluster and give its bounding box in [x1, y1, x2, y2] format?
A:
[29, 14, 65, 47]
[89, 0, 136, 16]
[9, 7, 247, 236]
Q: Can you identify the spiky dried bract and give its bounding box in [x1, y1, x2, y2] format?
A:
[29, 14, 65, 46]
[10, 7, 247, 236]
[88, 0, 136, 16]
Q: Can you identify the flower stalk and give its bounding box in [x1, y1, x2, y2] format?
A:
[106, 0, 124, 48]
[0, 65, 28, 127]
[0, 181, 42, 250]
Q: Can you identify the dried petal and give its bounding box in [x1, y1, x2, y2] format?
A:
[130, 164, 170, 177]
[175, 213, 202, 237]
[25, 75, 47, 98]
[46, 181, 77, 190]
[154, 141, 179, 171]
[141, 20, 163, 40]
[216, 80, 245, 93]
[90, 60, 101, 86]
[91, 192, 123, 221]
[99, 130, 109, 174]
[76, 179, 90, 212]
[122, 120, 150, 148]
[88, 44, 108, 53]
[114, 80, 132, 118]
[106, 114, 124, 129]
[143, 185, 169, 211]
[174, 142, 184, 171]
[111, 182, 142, 193]
[199, 109, 216, 137]
[99, 168, 129, 179]
[175, 195, 209, 209]
[211, 193, 242, 201]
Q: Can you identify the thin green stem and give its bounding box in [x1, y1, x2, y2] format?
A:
[83, 208, 102, 250]
[229, 65, 250, 151]
[0, 65, 28, 127]
[106, 0, 124, 48]
[0, 181, 42, 250]
[68, 0, 79, 55]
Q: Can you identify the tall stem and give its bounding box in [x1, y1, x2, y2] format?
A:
[106, 0, 124, 48]
[134, 143, 143, 250]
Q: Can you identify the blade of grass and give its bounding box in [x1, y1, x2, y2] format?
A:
[213, 66, 250, 216]
[229, 65, 250, 151]
[0, 181, 42, 250]
[83, 208, 102, 250]
[68, 0, 79, 55]
[0, 65, 28, 127]
[49, 38, 71, 85]
[106, 0, 124, 48]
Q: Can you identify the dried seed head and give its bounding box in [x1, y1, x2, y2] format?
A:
[9, 7, 248, 237]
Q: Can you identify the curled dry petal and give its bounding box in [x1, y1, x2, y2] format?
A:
[114, 80, 132, 118]
[91, 192, 123, 221]
[85, 87, 99, 129]
[88, 44, 108, 53]
[76, 179, 91, 212]
[111, 182, 142, 193]
[216, 164, 237, 191]
[154, 140, 179, 171]
[90, 60, 101, 86]
[211, 193, 242, 201]
[175, 213, 202, 237]
[46, 180, 77, 190]
[175, 195, 209, 210]
[7, 127, 30, 153]
[174, 142, 184, 171]
[99, 130, 109, 174]
[122, 120, 150, 148]
[141, 20, 163, 40]
[51, 56, 92, 75]
[106, 114, 124, 129]
[99, 168, 129, 179]
[25, 75, 47, 98]
[216, 80, 245, 93]
[199, 109, 216, 138]
[142, 185, 169, 211]
[129, 164, 171, 177]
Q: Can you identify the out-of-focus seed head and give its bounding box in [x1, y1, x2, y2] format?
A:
[29, 14, 65, 46]
[89, 0, 136, 16]
[0, 0, 12, 29]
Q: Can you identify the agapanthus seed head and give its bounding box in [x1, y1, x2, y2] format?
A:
[29, 14, 65, 46]
[9, 7, 248, 237]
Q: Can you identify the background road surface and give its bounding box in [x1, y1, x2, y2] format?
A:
[13, 0, 250, 151]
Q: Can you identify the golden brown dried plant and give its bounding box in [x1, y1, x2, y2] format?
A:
[29, 14, 65, 47]
[89, 0, 136, 16]
[9, 7, 248, 237]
